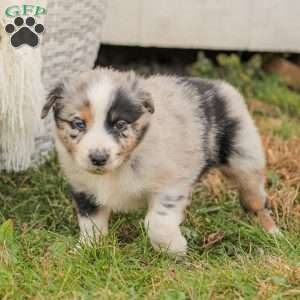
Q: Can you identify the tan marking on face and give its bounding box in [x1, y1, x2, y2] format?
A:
[80, 103, 93, 127]
[117, 120, 147, 160]
[117, 134, 137, 161]
[56, 128, 76, 155]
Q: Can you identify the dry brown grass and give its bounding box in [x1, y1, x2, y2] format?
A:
[263, 134, 300, 229]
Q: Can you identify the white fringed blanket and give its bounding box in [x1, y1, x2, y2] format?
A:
[0, 0, 107, 171]
[0, 0, 47, 171]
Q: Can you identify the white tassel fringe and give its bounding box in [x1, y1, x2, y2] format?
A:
[0, 21, 46, 171]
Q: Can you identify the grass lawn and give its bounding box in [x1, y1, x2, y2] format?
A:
[1, 55, 300, 299]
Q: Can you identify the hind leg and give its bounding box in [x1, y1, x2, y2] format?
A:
[221, 165, 279, 234]
[212, 82, 279, 233]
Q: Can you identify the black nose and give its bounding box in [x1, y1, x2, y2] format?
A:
[89, 151, 109, 167]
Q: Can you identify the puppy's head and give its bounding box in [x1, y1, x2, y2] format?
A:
[41, 69, 154, 174]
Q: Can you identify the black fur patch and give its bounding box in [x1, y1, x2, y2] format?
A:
[70, 189, 100, 217]
[160, 195, 184, 208]
[176, 195, 185, 201]
[177, 77, 216, 96]
[216, 114, 240, 164]
[156, 210, 168, 216]
[163, 195, 181, 202]
[162, 203, 175, 209]
[105, 88, 143, 135]
[178, 77, 241, 170]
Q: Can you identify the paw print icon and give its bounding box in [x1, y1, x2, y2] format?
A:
[5, 16, 44, 48]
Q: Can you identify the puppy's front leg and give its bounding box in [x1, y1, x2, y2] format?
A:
[145, 191, 189, 255]
[71, 190, 110, 244]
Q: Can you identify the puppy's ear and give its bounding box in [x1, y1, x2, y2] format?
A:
[41, 83, 65, 119]
[126, 71, 155, 114]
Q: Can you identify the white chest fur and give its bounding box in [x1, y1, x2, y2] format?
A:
[58, 144, 147, 212]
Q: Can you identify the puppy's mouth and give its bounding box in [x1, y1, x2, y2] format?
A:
[86, 162, 120, 175]
[86, 167, 107, 175]
[92, 168, 106, 175]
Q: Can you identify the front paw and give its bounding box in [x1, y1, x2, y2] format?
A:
[148, 227, 187, 255]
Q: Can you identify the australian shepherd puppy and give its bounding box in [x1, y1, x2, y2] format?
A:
[41, 68, 278, 255]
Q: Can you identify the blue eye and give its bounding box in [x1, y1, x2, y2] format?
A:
[72, 119, 86, 130]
